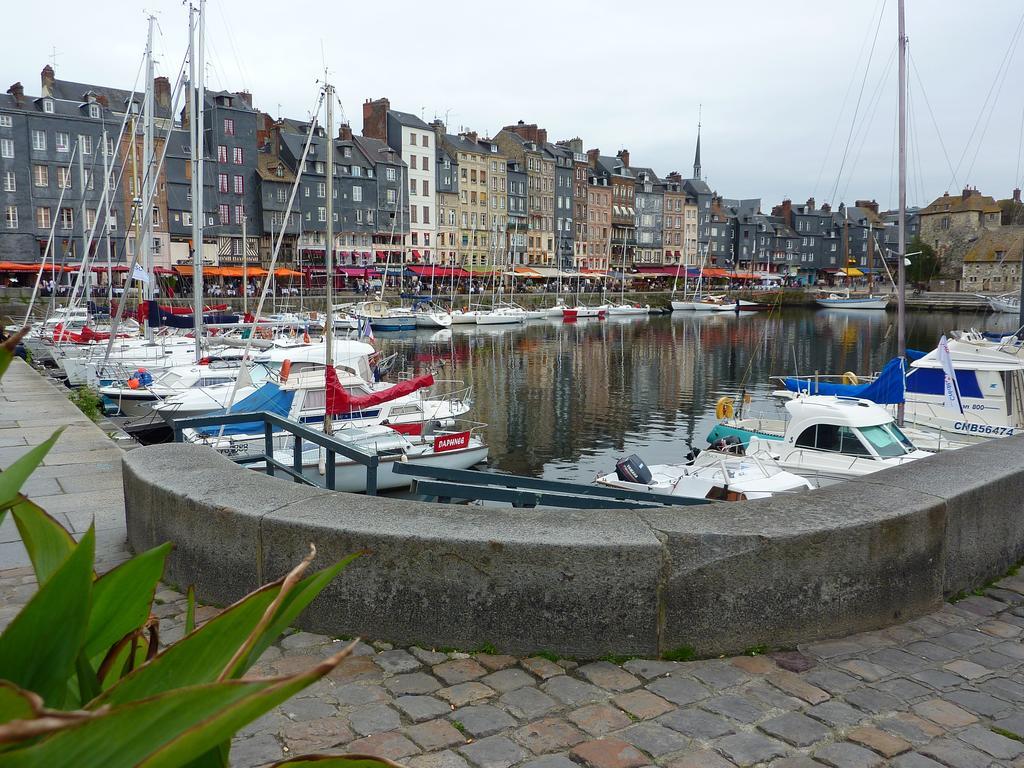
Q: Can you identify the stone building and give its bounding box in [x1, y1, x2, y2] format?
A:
[479, 136, 508, 266]
[588, 150, 635, 270]
[919, 187, 1002, 278]
[961, 228, 1024, 293]
[362, 98, 437, 264]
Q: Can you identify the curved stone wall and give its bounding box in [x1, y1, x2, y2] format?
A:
[122, 436, 1024, 658]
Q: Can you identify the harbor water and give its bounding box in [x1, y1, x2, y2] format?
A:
[376, 308, 1023, 484]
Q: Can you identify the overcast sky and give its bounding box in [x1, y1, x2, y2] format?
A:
[5, 0, 1023, 211]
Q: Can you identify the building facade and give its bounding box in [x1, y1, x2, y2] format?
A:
[1, 67, 133, 266]
[632, 167, 663, 266]
[506, 160, 527, 266]
[433, 133, 459, 267]
[919, 188, 1002, 278]
[362, 98, 436, 263]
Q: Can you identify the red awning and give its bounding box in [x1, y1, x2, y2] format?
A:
[412, 250, 421, 258]
[408, 265, 471, 279]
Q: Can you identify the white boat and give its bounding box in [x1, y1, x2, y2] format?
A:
[181, 368, 473, 456]
[350, 300, 416, 332]
[692, 295, 739, 312]
[415, 311, 453, 329]
[261, 423, 489, 493]
[775, 339, 1024, 444]
[449, 309, 481, 325]
[595, 448, 814, 502]
[983, 293, 1020, 314]
[706, 395, 933, 486]
[606, 303, 651, 316]
[562, 306, 608, 321]
[476, 306, 527, 325]
[815, 291, 889, 310]
[152, 340, 376, 424]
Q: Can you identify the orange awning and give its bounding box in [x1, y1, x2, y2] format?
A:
[273, 268, 304, 278]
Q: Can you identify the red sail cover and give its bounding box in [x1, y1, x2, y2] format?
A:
[325, 367, 435, 415]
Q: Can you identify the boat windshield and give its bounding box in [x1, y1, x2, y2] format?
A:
[857, 424, 912, 458]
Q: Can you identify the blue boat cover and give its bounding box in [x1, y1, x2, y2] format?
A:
[195, 382, 295, 436]
[782, 357, 906, 404]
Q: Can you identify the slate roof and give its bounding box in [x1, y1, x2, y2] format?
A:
[389, 109, 430, 130]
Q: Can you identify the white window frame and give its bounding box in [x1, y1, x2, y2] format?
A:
[56, 132, 69, 152]
[1, 138, 14, 158]
[5, 205, 17, 228]
[31, 129, 46, 151]
[3, 170, 15, 192]
[0, 115, 11, 128]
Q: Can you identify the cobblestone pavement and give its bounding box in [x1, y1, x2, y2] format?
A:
[4, 560, 1024, 768]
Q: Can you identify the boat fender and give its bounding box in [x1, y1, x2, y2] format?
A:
[127, 378, 140, 390]
[280, 360, 292, 383]
[302, 331, 311, 344]
[842, 371, 859, 385]
[715, 396, 735, 419]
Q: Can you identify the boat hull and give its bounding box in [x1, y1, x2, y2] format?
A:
[816, 297, 888, 310]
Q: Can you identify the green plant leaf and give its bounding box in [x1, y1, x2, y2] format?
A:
[0, 328, 28, 380]
[185, 586, 196, 636]
[10, 498, 76, 586]
[0, 683, 37, 725]
[0, 428, 64, 512]
[4, 645, 353, 768]
[0, 527, 95, 707]
[96, 555, 358, 707]
[228, 551, 363, 678]
[270, 762, 395, 768]
[84, 543, 171, 662]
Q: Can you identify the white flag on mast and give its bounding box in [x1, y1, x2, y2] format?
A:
[937, 335, 963, 414]
[131, 263, 150, 284]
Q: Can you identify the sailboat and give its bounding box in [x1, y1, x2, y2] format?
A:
[816, 208, 889, 310]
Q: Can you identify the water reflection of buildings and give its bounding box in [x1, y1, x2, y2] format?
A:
[378, 311, 950, 481]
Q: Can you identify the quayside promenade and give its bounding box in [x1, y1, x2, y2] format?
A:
[3, 361, 1024, 767]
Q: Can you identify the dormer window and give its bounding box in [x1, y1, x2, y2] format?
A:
[43, 99, 54, 114]
[275, 164, 284, 178]
[89, 104, 100, 119]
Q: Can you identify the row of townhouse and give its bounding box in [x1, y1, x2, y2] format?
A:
[2, 67, 927, 280]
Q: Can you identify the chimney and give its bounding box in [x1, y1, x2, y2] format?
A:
[587, 148, 600, 167]
[40, 65, 55, 97]
[806, 197, 815, 211]
[6, 82, 24, 107]
[822, 202, 832, 213]
[361, 97, 389, 140]
[237, 90, 253, 108]
[153, 76, 171, 110]
[338, 122, 352, 141]
[855, 198, 880, 215]
[1014, 188, 1022, 204]
[537, 128, 547, 145]
[666, 171, 682, 183]
[962, 187, 973, 201]
[462, 130, 478, 144]
[567, 137, 583, 154]
[617, 149, 630, 168]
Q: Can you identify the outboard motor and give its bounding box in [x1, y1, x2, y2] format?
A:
[711, 436, 745, 455]
[615, 454, 653, 484]
[684, 448, 701, 465]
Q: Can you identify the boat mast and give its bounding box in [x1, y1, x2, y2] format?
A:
[190, 0, 206, 362]
[896, 0, 907, 425]
[142, 14, 155, 342]
[843, 205, 849, 289]
[324, 79, 335, 436]
[102, 129, 113, 308]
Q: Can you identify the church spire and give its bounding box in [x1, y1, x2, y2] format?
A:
[692, 106, 702, 181]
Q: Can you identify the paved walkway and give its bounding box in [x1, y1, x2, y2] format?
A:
[0, 357, 129, 570]
[3, 360, 1024, 767]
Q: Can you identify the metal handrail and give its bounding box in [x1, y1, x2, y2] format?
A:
[171, 410, 380, 494]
